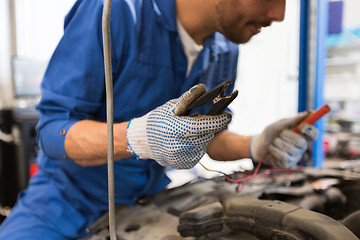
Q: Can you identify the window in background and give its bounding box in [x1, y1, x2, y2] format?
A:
[11, 57, 48, 98]
[14, 0, 76, 61]
[11, 0, 76, 107]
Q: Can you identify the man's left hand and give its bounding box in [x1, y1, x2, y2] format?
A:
[250, 112, 318, 168]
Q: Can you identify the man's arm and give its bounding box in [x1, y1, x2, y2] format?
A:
[206, 130, 252, 161]
[64, 84, 232, 169]
[208, 112, 319, 168]
[64, 120, 132, 167]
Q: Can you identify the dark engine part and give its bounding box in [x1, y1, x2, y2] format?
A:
[297, 187, 346, 212]
[82, 172, 360, 240]
[341, 210, 360, 239]
[178, 196, 357, 240]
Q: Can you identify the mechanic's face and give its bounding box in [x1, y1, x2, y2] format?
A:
[216, 0, 286, 44]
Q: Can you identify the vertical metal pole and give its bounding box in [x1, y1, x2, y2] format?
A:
[298, 0, 310, 112]
[313, 0, 328, 167]
[102, 1, 117, 239]
[8, 0, 17, 57]
[298, 0, 328, 167]
[7, 0, 17, 107]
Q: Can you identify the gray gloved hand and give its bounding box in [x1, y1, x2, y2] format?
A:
[126, 84, 232, 169]
[250, 112, 318, 168]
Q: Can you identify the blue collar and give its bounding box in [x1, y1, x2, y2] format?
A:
[152, 0, 177, 32]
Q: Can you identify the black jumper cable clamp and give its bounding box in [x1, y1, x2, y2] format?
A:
[183, 80, 238, 116]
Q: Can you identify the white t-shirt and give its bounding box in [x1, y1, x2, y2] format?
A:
[177, 19, 203, 77]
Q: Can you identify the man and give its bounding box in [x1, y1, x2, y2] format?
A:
[0, 0, 317, 239]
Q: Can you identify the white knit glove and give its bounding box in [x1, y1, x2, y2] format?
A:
[126, 84, 232, 169]
[250, 112, 318, 168]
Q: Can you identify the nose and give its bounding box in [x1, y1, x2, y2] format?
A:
[267, 0, 286, 22]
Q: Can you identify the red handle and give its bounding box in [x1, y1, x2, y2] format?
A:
[292, 104, 331, 133]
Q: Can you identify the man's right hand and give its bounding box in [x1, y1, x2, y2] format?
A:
[126, 84, 232, 169]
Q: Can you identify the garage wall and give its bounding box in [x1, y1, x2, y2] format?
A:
[343, 0, 360, 29]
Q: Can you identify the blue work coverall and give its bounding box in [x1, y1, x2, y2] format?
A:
[0, 0, 238, 239]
